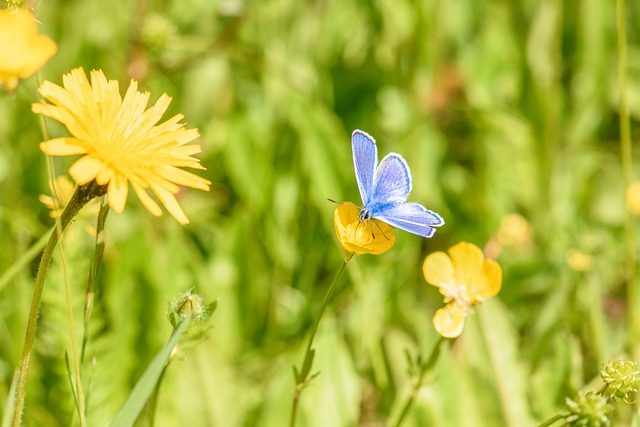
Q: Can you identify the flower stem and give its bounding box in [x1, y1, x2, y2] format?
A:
[537, 413, 565, 427]
[617, 0, 637, 361]
[289, 259, 350, 427]
[392, 336, 446, 427]
[12, 181, 106, 427]
[81, 197, 110, 364]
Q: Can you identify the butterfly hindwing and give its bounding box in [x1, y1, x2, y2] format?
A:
[374, 203, 444, 238]
[352, 130, 378, 207]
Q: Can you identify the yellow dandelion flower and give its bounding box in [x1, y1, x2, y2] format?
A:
[423, 241, 502, 338]
[32, 67, 211, 224]
[334, 203, 395, 261]
[0, 8, 57, 92]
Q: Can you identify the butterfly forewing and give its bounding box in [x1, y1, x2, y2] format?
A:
[370, 154, 412, 208]
[352, 130, 378, 207]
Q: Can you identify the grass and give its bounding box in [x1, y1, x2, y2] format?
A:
[1, 0, 640, 425]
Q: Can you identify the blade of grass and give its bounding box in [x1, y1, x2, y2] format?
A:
[1, 371, 18, 427]
[109, 317, 191, 427]
[0, 230, 50, 294]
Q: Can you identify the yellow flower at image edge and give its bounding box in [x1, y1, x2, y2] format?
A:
[0, 8, 57, 92]
[32, 68, 211, 224]
[334, 203, 395, 259]
[423, 242, 502, 338]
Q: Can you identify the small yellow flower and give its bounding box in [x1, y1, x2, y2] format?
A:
[496, 213, 533, 248]
[0, 8, 57, 92]
[423, 242, 502, 338]
[565, 248, 594, 272]
[627, 182, 640, 215]
[32, 67, 211, 224]
[334, 203, 395, 260]
[39, 175, 101, 238]
[39, 175, 99, 219]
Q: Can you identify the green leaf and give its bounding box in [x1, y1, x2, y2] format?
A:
[299, 349, 315, 381]
[109, 318, 191, 427]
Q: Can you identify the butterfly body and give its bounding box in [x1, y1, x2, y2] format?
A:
[351, 130, 444, 238]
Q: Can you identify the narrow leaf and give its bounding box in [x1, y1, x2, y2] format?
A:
[109, 318, 191, 427]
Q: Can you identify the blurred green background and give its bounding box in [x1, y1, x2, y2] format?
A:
[2, 0, 640, 425]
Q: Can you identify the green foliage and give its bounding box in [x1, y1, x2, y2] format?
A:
[1, 0, 640, 426]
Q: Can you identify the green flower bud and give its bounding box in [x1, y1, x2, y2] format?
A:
[167, 289, 208, 328]
[141, 14, 177, 56]
[564, 392, 613, 427]
[600, 357, 640, 401]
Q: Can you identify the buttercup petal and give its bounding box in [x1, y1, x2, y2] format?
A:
[478, 258, 502, 300]
[334, 204, 395, 256]
[449, 241, 485, 285]
[423, 251, 455, 289]
[432, 303, 466, 338]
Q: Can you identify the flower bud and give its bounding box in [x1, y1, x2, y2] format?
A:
[167, 289, 208, 328]
[600, 357, 640, 401]
[564, 391, 613, 427]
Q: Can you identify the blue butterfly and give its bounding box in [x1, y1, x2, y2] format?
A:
[352, 129, 444, 238]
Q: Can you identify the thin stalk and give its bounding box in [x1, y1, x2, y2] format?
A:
[289, 259, 350, 427]
[537, 413, 565, 427]
[392, 336, 446, 427]
[11, 181, 106, 427]
[59, 243, 87, 426]
[0, 231, 49, 294]
[81, 197, 110, 363]
[617, 0, 637, 358]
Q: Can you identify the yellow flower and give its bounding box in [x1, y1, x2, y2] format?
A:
[39, 175, 99, 219]
[32, 67, 211, 224]
[0, 8, 57, 92]
[334, 203, 395, 260]
[627, 182, 640, 215]
[496, 213, 533, 248]
[423, 242, 502, 338]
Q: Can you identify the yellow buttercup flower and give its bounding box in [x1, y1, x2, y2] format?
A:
[32, 67, 211, 224]
[423, 241, 502, 338]
[334, 203, 395, 260]
[0, 8, 57, 92]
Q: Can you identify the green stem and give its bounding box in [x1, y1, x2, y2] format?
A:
[81, 197, 110, 364]
[289, 259, 350, 427]
[617, 0, 637, 359]
[11, 181, 106, 427]
[392, 336, 446, 427]
[537, 413, 566, 427]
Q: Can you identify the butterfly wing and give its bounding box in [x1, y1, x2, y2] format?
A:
[369, 153, 412, 209]
[352, 130, 378, 207]
[374, 202, 445, 238]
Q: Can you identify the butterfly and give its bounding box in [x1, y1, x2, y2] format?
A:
[351, 129, 444, 238]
